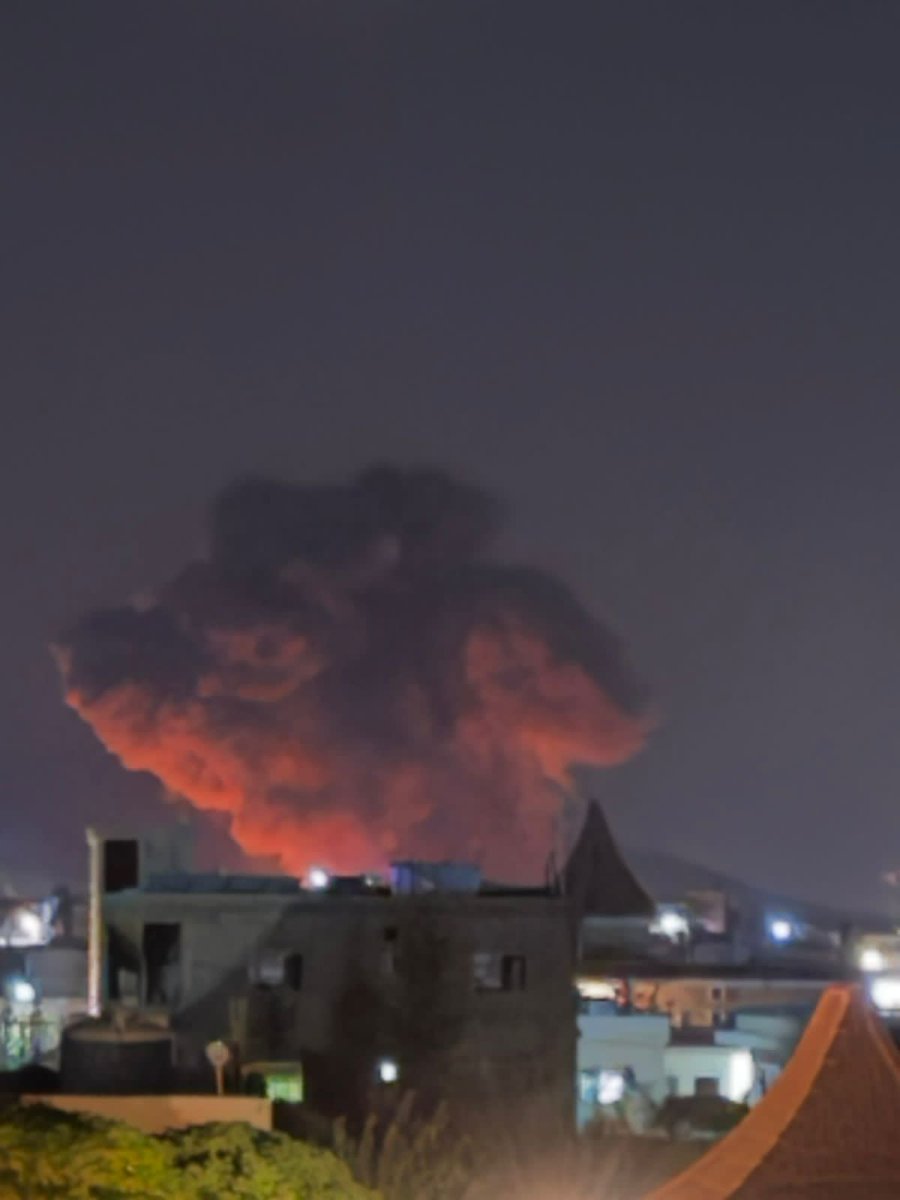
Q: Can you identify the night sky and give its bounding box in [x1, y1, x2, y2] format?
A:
[5, 2, 900, 909]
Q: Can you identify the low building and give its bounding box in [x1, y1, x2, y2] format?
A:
[90, 832, 576, 1130]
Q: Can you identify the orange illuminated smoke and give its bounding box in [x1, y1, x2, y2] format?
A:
[55, 467, 648, 881]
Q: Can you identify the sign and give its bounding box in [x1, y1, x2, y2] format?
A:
[205, 1040, 231, 1095]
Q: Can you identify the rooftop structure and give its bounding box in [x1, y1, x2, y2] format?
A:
[563, 801, 655, 920]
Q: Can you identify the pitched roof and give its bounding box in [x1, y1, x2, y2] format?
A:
[647, 984, 900, 1199]
[562, 800, 655, 919]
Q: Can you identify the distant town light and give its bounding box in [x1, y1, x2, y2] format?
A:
[871, 975, 900, 1013]
[598, 1069, 626, 1105]
[768, 918, 794, 944]
[651, 906, 690, 942]
[12, 910, 44, 944]
[8, 978, 36, 1004]
[307, 867, 330, 891]
[859, 946, 885, 973]
[726, 1049, 755, 1102]
[377, 1057, 399, 1084]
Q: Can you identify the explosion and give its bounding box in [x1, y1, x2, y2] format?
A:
[55, 466, 647, 880]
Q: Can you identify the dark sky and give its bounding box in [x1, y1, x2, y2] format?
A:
[4, 1, 900, 909]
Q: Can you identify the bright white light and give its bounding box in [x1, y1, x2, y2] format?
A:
[651, 906, 690, 941]
[769, 918, 793, 943]
[377, 1058, 399, 1084]
[860, 947, 885, 973]
[307, 867, 330, 891]
[726, 1050, 755, 1101]
[598, 1070, 626, 1105]
[9, 979, 36, 1004]
[13, 910, 44, 944]
[578, 979, 617, 1002]
[871, 976, 900, 1012]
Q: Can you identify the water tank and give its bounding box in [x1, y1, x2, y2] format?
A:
[61, 1016, 173, 1094]
[390, 861, 482, 895]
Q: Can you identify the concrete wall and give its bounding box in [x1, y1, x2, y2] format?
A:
[23, 1093, 272, 1133]
[663, 1043, 754, 1102]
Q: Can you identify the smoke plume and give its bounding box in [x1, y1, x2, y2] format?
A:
[55, 466, 647, 880]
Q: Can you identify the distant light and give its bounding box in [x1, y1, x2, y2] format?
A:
[769, 918, 794, 943]
[726, 1049, 755, 1101]
[871, 976, 900, 1013]
[577, 979, 617, 1002]
[651, 906, 690, 941]
[13, 910, 44, 944]
[377, 1058, 399, 1084]
[860, 947, 885, 973]
[9, 979, 36, 1004]
[307, 867, 330, 891]
[598, 1070, 626, 1105]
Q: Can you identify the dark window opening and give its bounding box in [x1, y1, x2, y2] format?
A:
[473, 952, 527, 992]
[143, 922, 181, 1006]
[284, 952, 304, 991]
[502, 954, 526, 990]
[104, 840, 139, 893]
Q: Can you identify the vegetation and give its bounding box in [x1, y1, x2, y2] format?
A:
[334, 1093, 474, 1200]
[0, 1098, 715, 1200]
[333, 1093, 709, 1200]
[0, 1105, 377, 1200]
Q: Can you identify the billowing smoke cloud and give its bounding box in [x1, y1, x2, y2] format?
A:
[55, 466, 647, 880]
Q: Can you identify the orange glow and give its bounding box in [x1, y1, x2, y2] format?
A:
[56, 468, 648, 881]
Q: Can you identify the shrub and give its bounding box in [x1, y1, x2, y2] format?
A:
[0, 1103, 177, 1199]
[164, 1120, 378, 1200]
[0, 1105, 378, 1200]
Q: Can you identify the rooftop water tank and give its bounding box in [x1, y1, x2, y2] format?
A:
[390, 861, 482, 895]
[61, 1014, 173, 1094]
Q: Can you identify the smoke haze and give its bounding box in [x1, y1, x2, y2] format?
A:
[55, 466, 647, 880]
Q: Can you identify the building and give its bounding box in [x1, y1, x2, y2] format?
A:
[0, 888, 87, 1073]
[90, 830, 576, 1130]
[565, 803, 854, 1130]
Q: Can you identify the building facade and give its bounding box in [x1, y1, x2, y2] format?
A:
[95, 840, 576, 1130]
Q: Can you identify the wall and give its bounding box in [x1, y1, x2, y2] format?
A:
[23, 1093, 272, 1132]
[576, 1011, 669, 1125]
[663, 1044, 753, 1102]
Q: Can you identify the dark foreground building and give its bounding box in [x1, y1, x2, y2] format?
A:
[90, 832, 575, 1131]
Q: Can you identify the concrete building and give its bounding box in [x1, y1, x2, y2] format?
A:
[90, 831, 576, 1130]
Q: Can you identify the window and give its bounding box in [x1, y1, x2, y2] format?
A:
[579, 1068, 627, 1106]
[694, 1076, 719, 1097]
[472, 952, 527, 992]
[104, 840, 139, 893]
[284, 952, 304, 992]
[142, 923, 181, 1006]
[249, 950, 303, 990]
[265, 1071, 303, 1102]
